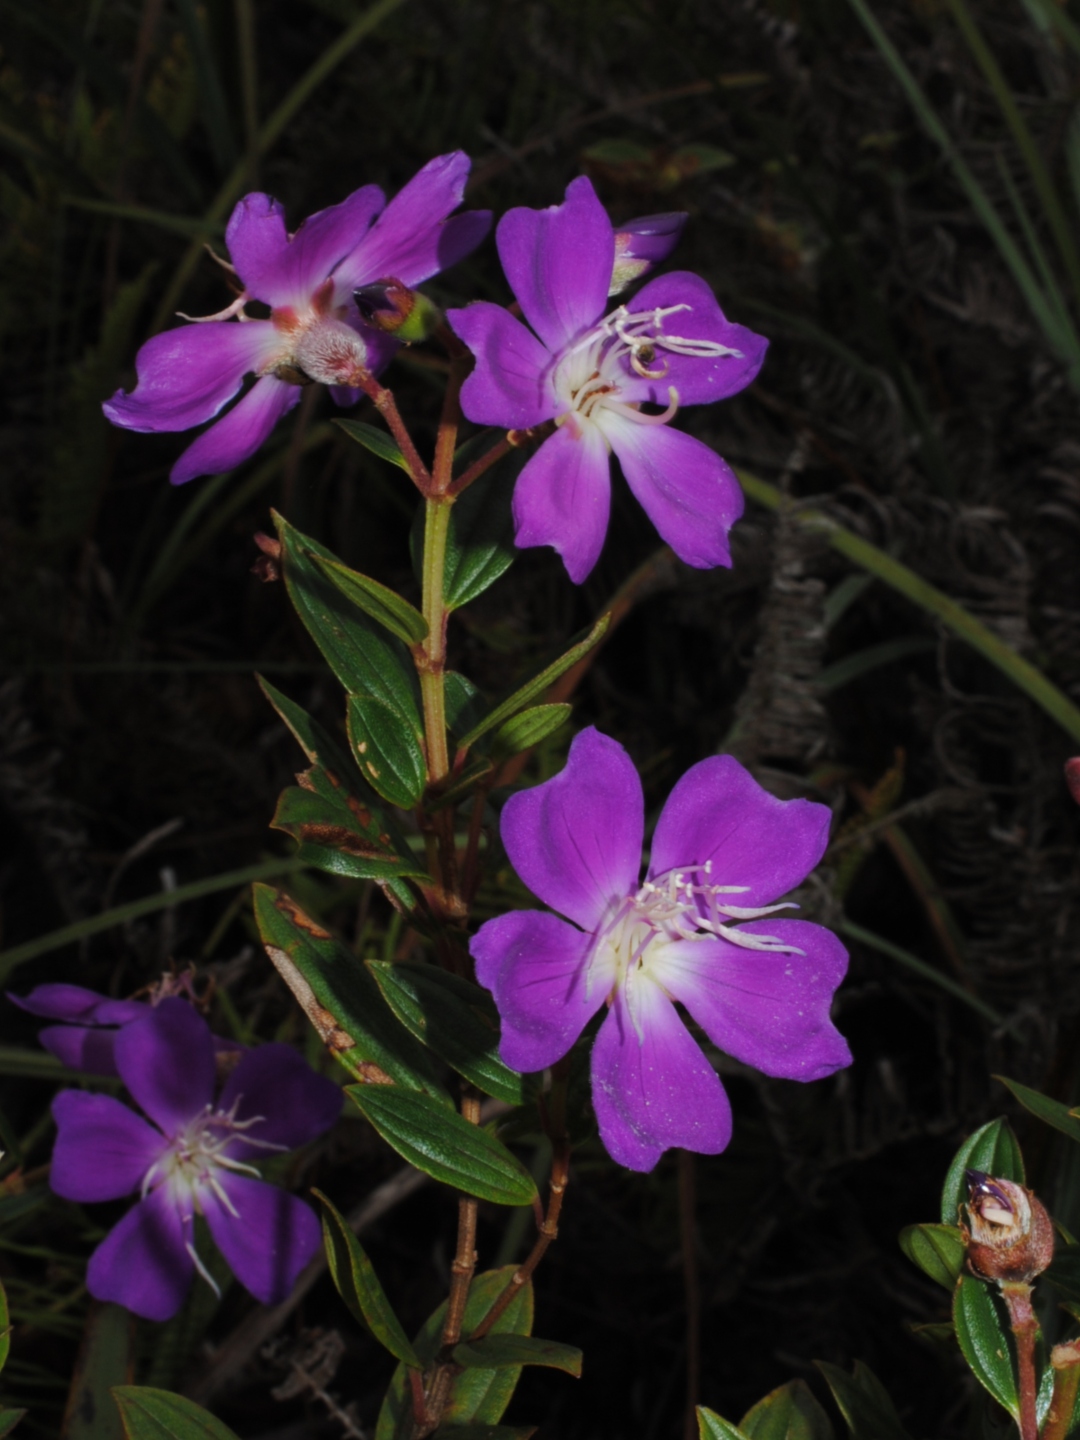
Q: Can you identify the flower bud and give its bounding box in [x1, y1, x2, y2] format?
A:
[609, 212, 687, 295]
[961, 1171, 1054, 1284]
[353, 280, 442, 343]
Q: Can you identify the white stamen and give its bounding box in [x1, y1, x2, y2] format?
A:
[177, 294, 248, 324]
[186, 1241, 223, 1299]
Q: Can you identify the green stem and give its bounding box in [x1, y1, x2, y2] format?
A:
[736, 467, 1080, 745]
[420, 493, 454, 783]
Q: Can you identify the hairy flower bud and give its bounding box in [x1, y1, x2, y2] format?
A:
[353, 280, 442, 343]
[609, 212, 687, 294]
[961, 1171, 1055, 1284]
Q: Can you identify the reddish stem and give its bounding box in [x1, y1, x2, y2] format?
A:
[352, 372, 432, 492]
[1001, 1282, 1039, 1440]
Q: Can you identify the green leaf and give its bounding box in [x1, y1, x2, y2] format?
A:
[258, 676, 362, 786]
[253, 883, 445, 1098]
[941, 1118, 1025, 1224]
[271, 781, 427, 884]
[814, 1361, 913, 1440]
[740, 1380, 835, 1440]
[489, 704, 571, 760]
[445, 672, 487, 739]
[308, 552, 428, 646]
[952, 1274, 1019, 1419]
[995, 1075, 1080, 1144]
[347, 695, 428, 809]
[451, 1336, 582, 1378]
[898, 1223, 965, 1291]
[313, 1189, 421, 1367]
[274, 511, 421, 730]
[376, 1266, 534, 1440]
[427, 757, 496, 812]
[111, 1388, 240, 1439]
[444, 458, 518, 610]
[0, 1411, 24, 1437]
[347, 1087, 537, 1206]
[65, 1302, 133, 1440]
[457, 616, 611, 751]
[335, 418, 410, 471]
[697, 1408, 751, 1440]
[367, 962, 528, 1105]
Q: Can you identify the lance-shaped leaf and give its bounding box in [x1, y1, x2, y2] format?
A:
[941, 1118, 1025, 1225]
[1045, 1248, 1080, 1304]
[347, 1087, 536, 1206]
[697, 1409, 750, 1440]
[367, 962, 528, 1105]
[443, 457, 518, 610]
[446, 671, 487, 740]
[111, 1388, 240, 1439]
[457, 616, 610, 752]
[996, 1075, 1080, 1144]
[309, 552, 428, 647]
[489, 704, 571, 761]
[65, 1301, 133, 1440]
[259, 676, 362, 789]
[347, 696, 427, 809]
[313, 1189, 420, 1367]
[335, 418, 410, 471]
[272, 777, 427, 885]
[740, 1380, 836, 1440]
[452, 1336, 582, 1378]
[253, 884, 446, 1099]
[427, 757, 495, 813]
[814, 1362, 914, 1440]
[376, 1266, 534, 1440]
[898, 1223, 965, 1291]
[952, 1274, 1020, 1419]
[274, 511, 421, 731]
[0, 1411, 24, 1437]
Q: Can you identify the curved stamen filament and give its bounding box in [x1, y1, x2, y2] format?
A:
[603, 388, 679, 427]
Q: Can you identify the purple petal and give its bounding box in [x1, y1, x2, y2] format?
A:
[648, 755, 832, 907]
[103, 321, 283, 434]
[41, 1025, 119, 1075]
[471, 911, 609, 1072]
[497, 176, 613, 353]
[219, 1044, 342, 1152]
[50, 1090, 164, 1201]
[450, 303, 558, 429]
[590, 980, 732, 1172]
[276, 185, 384, 306]
[512, 421, 612, 583]
[615, 212, 687, 266]
[201, 1175, 321, 1305]
[617, 272, 768, 407]
[170, 375, 301, 485]
[656, 923, 851, 1081]
[500, 727, 643, 932]
[114, 998, 214, 1137]
[86, 1187, 193, 1322]
[333, 152, 485, 292]
[8, 984, 143, 1026]
[225, 192, 290, 303]
[601, 418, 743, 570]
[330, 384, 361, 407]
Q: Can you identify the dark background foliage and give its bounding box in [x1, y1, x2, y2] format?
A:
[2, 0, 1080, 1435]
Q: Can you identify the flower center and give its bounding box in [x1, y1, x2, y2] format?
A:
[145, 1098, 286, 1215]
[553, 303, 743, 433]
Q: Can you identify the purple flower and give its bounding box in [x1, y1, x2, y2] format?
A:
[471, 728, 851, 1172]
[447, 177, 767, 582]
[104, 152, 490, 485]
[50, 999, 341, 1320]
[610, 211, 687, 295]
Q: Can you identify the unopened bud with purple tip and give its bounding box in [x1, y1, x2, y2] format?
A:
[353, 279, 442, 344]
[609, 212, 687, 295]
[962, 1171, 1054, 1284]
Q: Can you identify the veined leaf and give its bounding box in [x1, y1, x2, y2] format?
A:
[376, 1266, 534, 1440]
[335, 418, 409, 471]
[952, 1275, 1020, 1419]
[272, 778, 427, 884]
[452, 1336, 582, 1378]
[740, 1380, 835, 1440]
[897, 1224, 965, 1291]
[347, 695, 427, 809]
[65, 1302, 133, 1440]
[697, 1409, 751, 1440]
[457, 616, 610, 751]
[253, 883, 445, 1098]
[313, 1190, 420, 1367]
[995, 1075, 1080, 1144]
[347, 1087, 536, 1205]
[814, 1361, 913, 1440]
[111, 1388, 240, 1439]
[0, 1411, 24, 1437]
[367, 962, 528, 1105]
[308, 553, 428, 647]
[941, 1118, 1024, 1225]
[489, 704, 571, 760]
[443, 457, 518, 610]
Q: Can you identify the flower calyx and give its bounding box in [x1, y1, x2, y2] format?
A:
[961, 1171, 1055, 1284]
